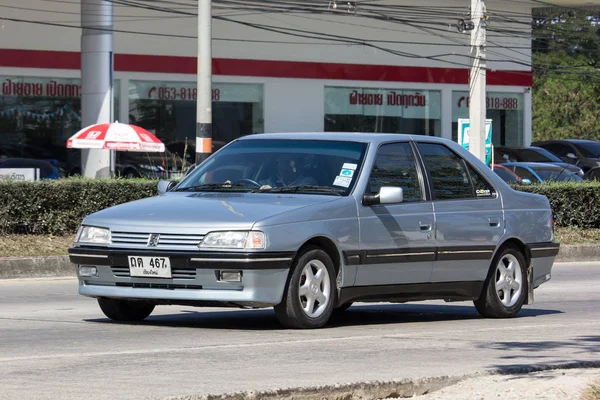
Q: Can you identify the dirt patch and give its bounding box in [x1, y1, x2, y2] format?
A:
[582, 379, 600, 400]
[402, 368, 600, 400]
[0, 234, 75, 257]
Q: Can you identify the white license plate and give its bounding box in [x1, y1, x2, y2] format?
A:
[128, 256, 172, 278]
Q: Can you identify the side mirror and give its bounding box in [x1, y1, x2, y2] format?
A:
[566, 152, 577, 159]
[521, 178, 532, 185]
[363, 186, 404, 206]
[157, 180, 177, 194]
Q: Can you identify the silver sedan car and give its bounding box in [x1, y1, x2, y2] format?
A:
[68, 133, 559, 329]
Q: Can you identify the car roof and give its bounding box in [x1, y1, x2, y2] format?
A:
[236, 132, 448, 145]
[535, 139, 596, 144]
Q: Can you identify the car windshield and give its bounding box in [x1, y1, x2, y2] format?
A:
[573, 142, 600, 158]
[518, 148, 563, 163]
[175, 138, 368, 195]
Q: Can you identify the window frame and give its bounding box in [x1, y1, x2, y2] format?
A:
[413, 141, 498, 202]
[362, 140, 429, 204]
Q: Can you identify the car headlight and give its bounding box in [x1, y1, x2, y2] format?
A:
[76, 226, 111, 244]
[199, 231, 265, 249]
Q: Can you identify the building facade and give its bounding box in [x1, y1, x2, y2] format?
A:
[0, 0, 539, 175]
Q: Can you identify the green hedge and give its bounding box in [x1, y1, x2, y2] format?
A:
[0, 178, 158, 235]
[1, 178, 599, 235]
[510, 181, 600, 229]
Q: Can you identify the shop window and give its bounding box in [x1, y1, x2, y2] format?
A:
[128, 80, 264, 160]
[0, 76, 119, 175]
[452, 91, 524, 147]
[324, 87, 442, 136]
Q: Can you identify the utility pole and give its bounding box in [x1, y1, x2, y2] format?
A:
[469, 0, 487, 163]
[196, 0, 212, 166]
[81, 0, 113, 178]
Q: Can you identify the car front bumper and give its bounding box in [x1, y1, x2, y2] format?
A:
[68, 246, 294, 307]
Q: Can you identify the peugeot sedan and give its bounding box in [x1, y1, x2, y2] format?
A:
[69, 133, 559, 329]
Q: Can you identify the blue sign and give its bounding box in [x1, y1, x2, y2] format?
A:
[457, 118, 493, 167]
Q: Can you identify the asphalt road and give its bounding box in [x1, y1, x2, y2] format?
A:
[0, 262, 599, 400]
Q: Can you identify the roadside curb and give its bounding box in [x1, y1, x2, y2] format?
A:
[0, 244, 598, 280]
[162, 361, 600, 400]
[0, 256, 74, 279]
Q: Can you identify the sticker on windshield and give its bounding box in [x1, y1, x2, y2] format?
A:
[333, 176, 352, 188]
[476, 189, 492, 197]
[339, 168, 354, 178]
[342, 163, 357, 170]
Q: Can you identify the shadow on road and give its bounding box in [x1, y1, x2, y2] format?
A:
[483, 335, 600, 376]
[84, 302, 561, 331]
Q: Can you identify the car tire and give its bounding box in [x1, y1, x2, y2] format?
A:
[98, 298, 155, 322]
[274, 246, 337, 329]
[123, 169, 140, 179]
[474, 245, 528, 318]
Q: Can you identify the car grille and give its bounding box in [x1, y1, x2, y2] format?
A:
[115, 282, 203, 290]
[111, 266, 197, 279]
[110, 231, 205, 251]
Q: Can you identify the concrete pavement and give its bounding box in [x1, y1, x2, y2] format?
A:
[0, 261, 599, 400]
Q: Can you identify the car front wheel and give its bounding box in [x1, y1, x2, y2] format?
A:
[274, 246, 336, 329]
[474, 245, 527, 318]
[98, 298, 155, 322]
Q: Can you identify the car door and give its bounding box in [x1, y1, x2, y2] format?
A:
[414, 142, 504, 283]
[355, 141, 435, 286]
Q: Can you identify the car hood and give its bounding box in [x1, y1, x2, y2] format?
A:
[82, 192, 341, 233]
[554, 162, 583, 174]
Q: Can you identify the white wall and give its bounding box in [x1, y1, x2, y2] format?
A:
[0, 0, 532, 72]
[264, 79, 324, 133]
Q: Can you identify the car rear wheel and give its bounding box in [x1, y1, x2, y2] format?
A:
[274, 246, 336, 329]
[97, 298, 155, 321]
[474, 245, 527, 318]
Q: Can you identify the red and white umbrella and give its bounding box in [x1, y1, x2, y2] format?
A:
[66, 122, 165, 152]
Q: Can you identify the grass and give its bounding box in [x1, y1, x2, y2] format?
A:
[556, 227, 600, 245]
[0, 234, 76, 257]
[0, 227, 598, 257]
[581, 380, 600, 400]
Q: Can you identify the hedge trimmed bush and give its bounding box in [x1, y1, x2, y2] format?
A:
[0, 178, 158, 235]
[510, 181, 600, 229]
[1, 178, 599, 235]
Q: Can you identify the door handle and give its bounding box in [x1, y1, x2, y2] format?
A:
[420, 223, 432, 231]
[489, 219, 500, 227]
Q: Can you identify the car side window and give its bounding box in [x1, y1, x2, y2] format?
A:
[545, 143, 569, 157]
[466, 164, 496, 198]
[367, 142, 422, 202]
[416, 143, 473, 200]
[513, 166, 538, 182]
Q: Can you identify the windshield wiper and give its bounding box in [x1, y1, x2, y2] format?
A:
[172, 182, 255, 192]
[262, 185, 346, 195]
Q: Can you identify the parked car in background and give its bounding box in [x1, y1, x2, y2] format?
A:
[494, 146, 584, 177]
[583, 166, 600, 181]
[116, 150, 186, 179]
[502, 162, 584, 184]
[492, 164, 525, 184]
[532, 139, 600, 172]
[0, 158, 61, 180]
[69, 132, 558, 329]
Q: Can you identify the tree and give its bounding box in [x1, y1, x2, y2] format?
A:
[532, 10, 600, 141]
